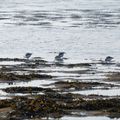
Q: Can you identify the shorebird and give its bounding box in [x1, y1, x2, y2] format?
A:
[55, 52, 65, 61]
[25, 53, 32, 59]
[105, 56, 113, 63]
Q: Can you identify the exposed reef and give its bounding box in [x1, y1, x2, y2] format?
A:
[0, 57, 120, 119]
[52, 81, 116, 91]
[1, 94, 120, 119]
[0, 72, 52, 81]
[106, 72, 120, 81]
[3, 87, 54, 94]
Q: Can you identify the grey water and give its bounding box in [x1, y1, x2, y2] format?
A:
[0, 0, 120, 63]
[0, 0, 120, 119]
[61, 116, 120, 120]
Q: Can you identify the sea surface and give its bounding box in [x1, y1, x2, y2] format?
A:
[0, 0, 120, 63]
[0, 0, 120, 120]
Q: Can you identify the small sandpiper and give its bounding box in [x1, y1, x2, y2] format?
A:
[55, 52, 65, 62]
[105, 56, 113, 63]
[25, 53, 32, 59]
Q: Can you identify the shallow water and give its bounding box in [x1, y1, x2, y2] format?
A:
[0, 61, 23, 65]
[72, 88, 120, 96]
[0, 0, 120, 63]
[0, 61, 119, 97]
[61, 116, 120, 120]
[0, 79, 55, 89]
[0, 1, 120, 119]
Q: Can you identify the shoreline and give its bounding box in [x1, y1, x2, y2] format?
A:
[0, 57, 120, 119]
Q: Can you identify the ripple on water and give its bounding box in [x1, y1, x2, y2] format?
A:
[72, 88, 120, 96]
[0, 79, 56, 89]
[61, 116, 116, 120]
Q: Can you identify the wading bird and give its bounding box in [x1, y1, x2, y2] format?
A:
[105, 56, 113, 63]
[25, 53, 32, 59]
[55, 52, 65, 62]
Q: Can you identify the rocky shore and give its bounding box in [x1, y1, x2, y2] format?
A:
[0, 57, 120, 119]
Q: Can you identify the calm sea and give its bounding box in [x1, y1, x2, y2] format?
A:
[0, 0, 120, 63]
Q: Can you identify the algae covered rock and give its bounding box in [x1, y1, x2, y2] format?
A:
[10, 96, 63, 118]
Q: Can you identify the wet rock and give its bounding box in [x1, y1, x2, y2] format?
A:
[9, 96, 64, 119]
[1, 94, 120, 119]
[0, 58, 47, 63]
[53, 81, 114, 91]
[0, 100, 11, 109]
[0, 72, 52, 81]
[55, 63, 91, 68]
[0, 57, 120, 119]
[3, 87, 55, 94]
[106, 72, 120, 81]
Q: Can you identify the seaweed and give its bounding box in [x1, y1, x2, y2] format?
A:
[0, 72, 52, 81]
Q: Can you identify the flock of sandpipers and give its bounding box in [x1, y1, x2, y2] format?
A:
[25, 52, 114, 63]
